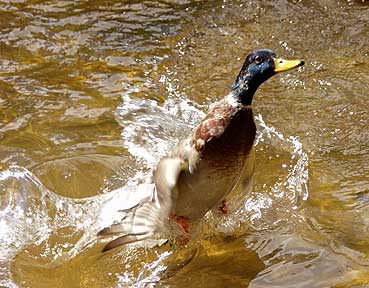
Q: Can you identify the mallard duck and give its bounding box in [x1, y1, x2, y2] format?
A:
[99, 49, 304, 251]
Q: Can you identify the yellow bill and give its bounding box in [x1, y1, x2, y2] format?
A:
[273, 58, 304, 73]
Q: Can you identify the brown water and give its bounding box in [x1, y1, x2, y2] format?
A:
[0, 0, 368, 287]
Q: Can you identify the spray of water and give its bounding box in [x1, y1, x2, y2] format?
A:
[0, 71, 309, 287]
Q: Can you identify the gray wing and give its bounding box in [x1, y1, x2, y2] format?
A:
[98, 156, 187, 252]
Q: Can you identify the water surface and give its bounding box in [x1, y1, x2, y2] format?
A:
[0, 0, 368, 287]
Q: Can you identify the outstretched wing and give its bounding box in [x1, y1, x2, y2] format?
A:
[98, 157, 187, 252]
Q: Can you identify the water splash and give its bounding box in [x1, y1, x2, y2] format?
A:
[237, 114, 309, 230]
[116, 71, 205, 169]
[0, 166, 156, 286]
[255, 114, 309, 206]
[0, 78, 309, 286]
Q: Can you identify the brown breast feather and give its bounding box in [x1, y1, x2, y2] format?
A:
[192, 99, 243, 152]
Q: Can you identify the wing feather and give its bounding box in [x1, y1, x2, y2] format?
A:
[99, 157, 187, 251]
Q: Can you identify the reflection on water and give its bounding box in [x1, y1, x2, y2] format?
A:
[0, 0, 368, 287]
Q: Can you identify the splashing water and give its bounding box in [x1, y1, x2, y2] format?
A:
[116, 72, 205, 169]
[243, 114, 309, 229]
[0, 84, 309, 287]
[0, 166, 156, 286]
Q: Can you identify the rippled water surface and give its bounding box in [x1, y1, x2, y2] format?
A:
[0, 0, 368, 287]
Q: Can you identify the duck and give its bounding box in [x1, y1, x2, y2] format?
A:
[98, 49, 304, 252]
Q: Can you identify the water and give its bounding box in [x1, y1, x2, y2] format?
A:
[0, 0, 368, 287]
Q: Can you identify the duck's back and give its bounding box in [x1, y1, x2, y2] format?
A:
[174, 107, 256, 220]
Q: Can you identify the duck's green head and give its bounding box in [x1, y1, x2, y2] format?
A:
[232, 49, 304, 105]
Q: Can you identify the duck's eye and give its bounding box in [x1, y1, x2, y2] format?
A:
[254, 56, 262, 65]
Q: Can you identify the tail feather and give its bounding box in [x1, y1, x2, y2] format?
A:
[102, 233, 152, 252]
[98, 156, 185, 252]
[98, 196, 162, 252]
[97, 223, 128, 236]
